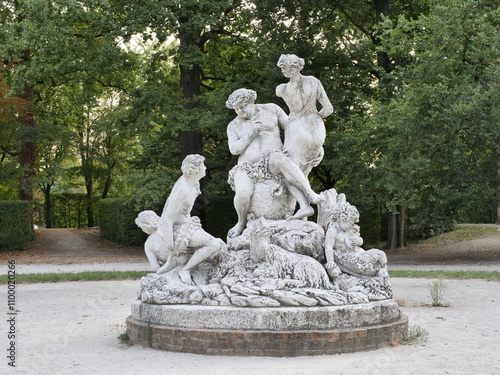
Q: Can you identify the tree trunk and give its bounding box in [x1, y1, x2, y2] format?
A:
[398, 205, 406, 248]
[178, 20, 205, 224]
[101, 160, 116, 199]
[372, 0, 391, 74]
[18, 85, 37, 207]
[178, 22, 203, 159]
[85, 175, 94, 227]
[387, 205, 406, 249]
[43, 184, 53, 228]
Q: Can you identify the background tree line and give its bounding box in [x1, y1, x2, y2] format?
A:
[1, 0, 498, 248]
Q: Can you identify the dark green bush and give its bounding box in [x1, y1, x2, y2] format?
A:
[0, 200, 34, 251]
[99, 198, 147, 246]
[205, 195, 237, 240]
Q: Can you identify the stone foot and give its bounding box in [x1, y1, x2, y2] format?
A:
[228, 222, 245, 238]
[178, 269, 195, 285]
[288, 205, 314, 220]
[309, 191, 325, 205]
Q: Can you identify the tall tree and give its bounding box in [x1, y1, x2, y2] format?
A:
[112, 0, 246, 158]
[1, 0, 140, 225]
[372, 0, 500, 238]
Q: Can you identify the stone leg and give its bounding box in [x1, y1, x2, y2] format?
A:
[180, 234, 226, 285]
[268, 152, 322, 219]
[228, 171, 254, 238]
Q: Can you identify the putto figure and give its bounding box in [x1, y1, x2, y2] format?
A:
[155, 155, 226, 285]
[318, 189, 389, 285]
[226, 88, 323, 238]
[276, 54, 334, 176]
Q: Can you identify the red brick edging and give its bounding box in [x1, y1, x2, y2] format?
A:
[126, 314, 408, 356]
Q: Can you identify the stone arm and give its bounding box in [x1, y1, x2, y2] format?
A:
[275, 104, 289, 131]
[316, 79, 333, 119]
[227, 122, 257, 156]
[324, 225, 338, 264]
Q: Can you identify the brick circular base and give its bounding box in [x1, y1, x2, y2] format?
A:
[126, 313, 408, 356]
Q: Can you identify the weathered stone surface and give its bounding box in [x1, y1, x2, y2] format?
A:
[130, 299, 402, 330]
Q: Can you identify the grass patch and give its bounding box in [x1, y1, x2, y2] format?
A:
[389, 270, 500, 282]
[0, 270, 150, 284]
[421, 225, 499, 245]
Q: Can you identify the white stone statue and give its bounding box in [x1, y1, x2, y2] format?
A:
[135, 210, 172, 271]
[151, 154, 227, 285]
[226, 88, 323, 238]
[276, 54, 334, 176]
[134, 57, 394, 308]
[318, 189, 391, 298]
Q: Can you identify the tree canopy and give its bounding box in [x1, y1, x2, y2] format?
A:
[1, 0, 498, 245]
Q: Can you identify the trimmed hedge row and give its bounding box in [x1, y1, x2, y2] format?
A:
[99, 198, 147, 246]
[99, 195, 237, 247]
[0, 200, 34, 251]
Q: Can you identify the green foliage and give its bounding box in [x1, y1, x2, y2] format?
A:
[51, 193, 98, 228]
[0, 270, 149, 284]
[1, 0, 498, 244]
[99, 198, 147, 246]
[0, 200, 34, 251]
[371, 0, 500, 238]
[389, 270, 500, 283]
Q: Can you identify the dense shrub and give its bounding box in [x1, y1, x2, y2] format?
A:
[0, 200, 34, 251]
[205, 195, 237, 240]
[99, 198, 147, 246]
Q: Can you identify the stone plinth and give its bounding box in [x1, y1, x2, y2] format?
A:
[126, 300, 408, 356]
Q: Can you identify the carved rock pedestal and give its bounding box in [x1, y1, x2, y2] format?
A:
[126, 300, 407, 356]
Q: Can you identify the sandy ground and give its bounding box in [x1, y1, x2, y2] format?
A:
[1, 227, 499, 374]
[1, 277, 499, 375]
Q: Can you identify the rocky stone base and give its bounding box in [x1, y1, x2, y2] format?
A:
[126, 300, 408, 356]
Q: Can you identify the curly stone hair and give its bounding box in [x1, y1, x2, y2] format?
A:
[276, 54, 305, 71]
[226, 88, 257, 109]
[181, 154, 205, 176]
[331, 202, 359, 223]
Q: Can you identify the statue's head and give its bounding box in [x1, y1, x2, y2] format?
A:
[277, 54, 305, 76]
[135, 210, 161, 234]
[331, 201, 359, 225]
[226, 88, 257, 109]
[181, 154, 206, 177]
[249, 223, 272, 263]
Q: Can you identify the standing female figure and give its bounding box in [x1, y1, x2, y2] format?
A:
[276, 54, 334, 176]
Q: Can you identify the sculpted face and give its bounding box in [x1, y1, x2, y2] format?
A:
[233, 101, 255, 120]
[280, 65, 299, 78]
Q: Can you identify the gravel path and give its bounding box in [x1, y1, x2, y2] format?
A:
[1, 227, 499, 374]
[3, 278, 498, 375]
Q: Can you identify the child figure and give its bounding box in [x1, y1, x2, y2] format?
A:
[318, 189, 388, 283]
[135, 210, 171, 271]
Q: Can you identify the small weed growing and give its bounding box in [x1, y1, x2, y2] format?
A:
[112, 323, 131, 346]
[119, 332, 131, 345]
[402, 325, 429, 345]
[429, 279, 449, 306]
[146, 322, 153, 348]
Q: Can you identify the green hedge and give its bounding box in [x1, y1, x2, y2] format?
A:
[205, 195, 236, 240]
[99, 198, 147, 246]
[0, 200, 34, 251]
